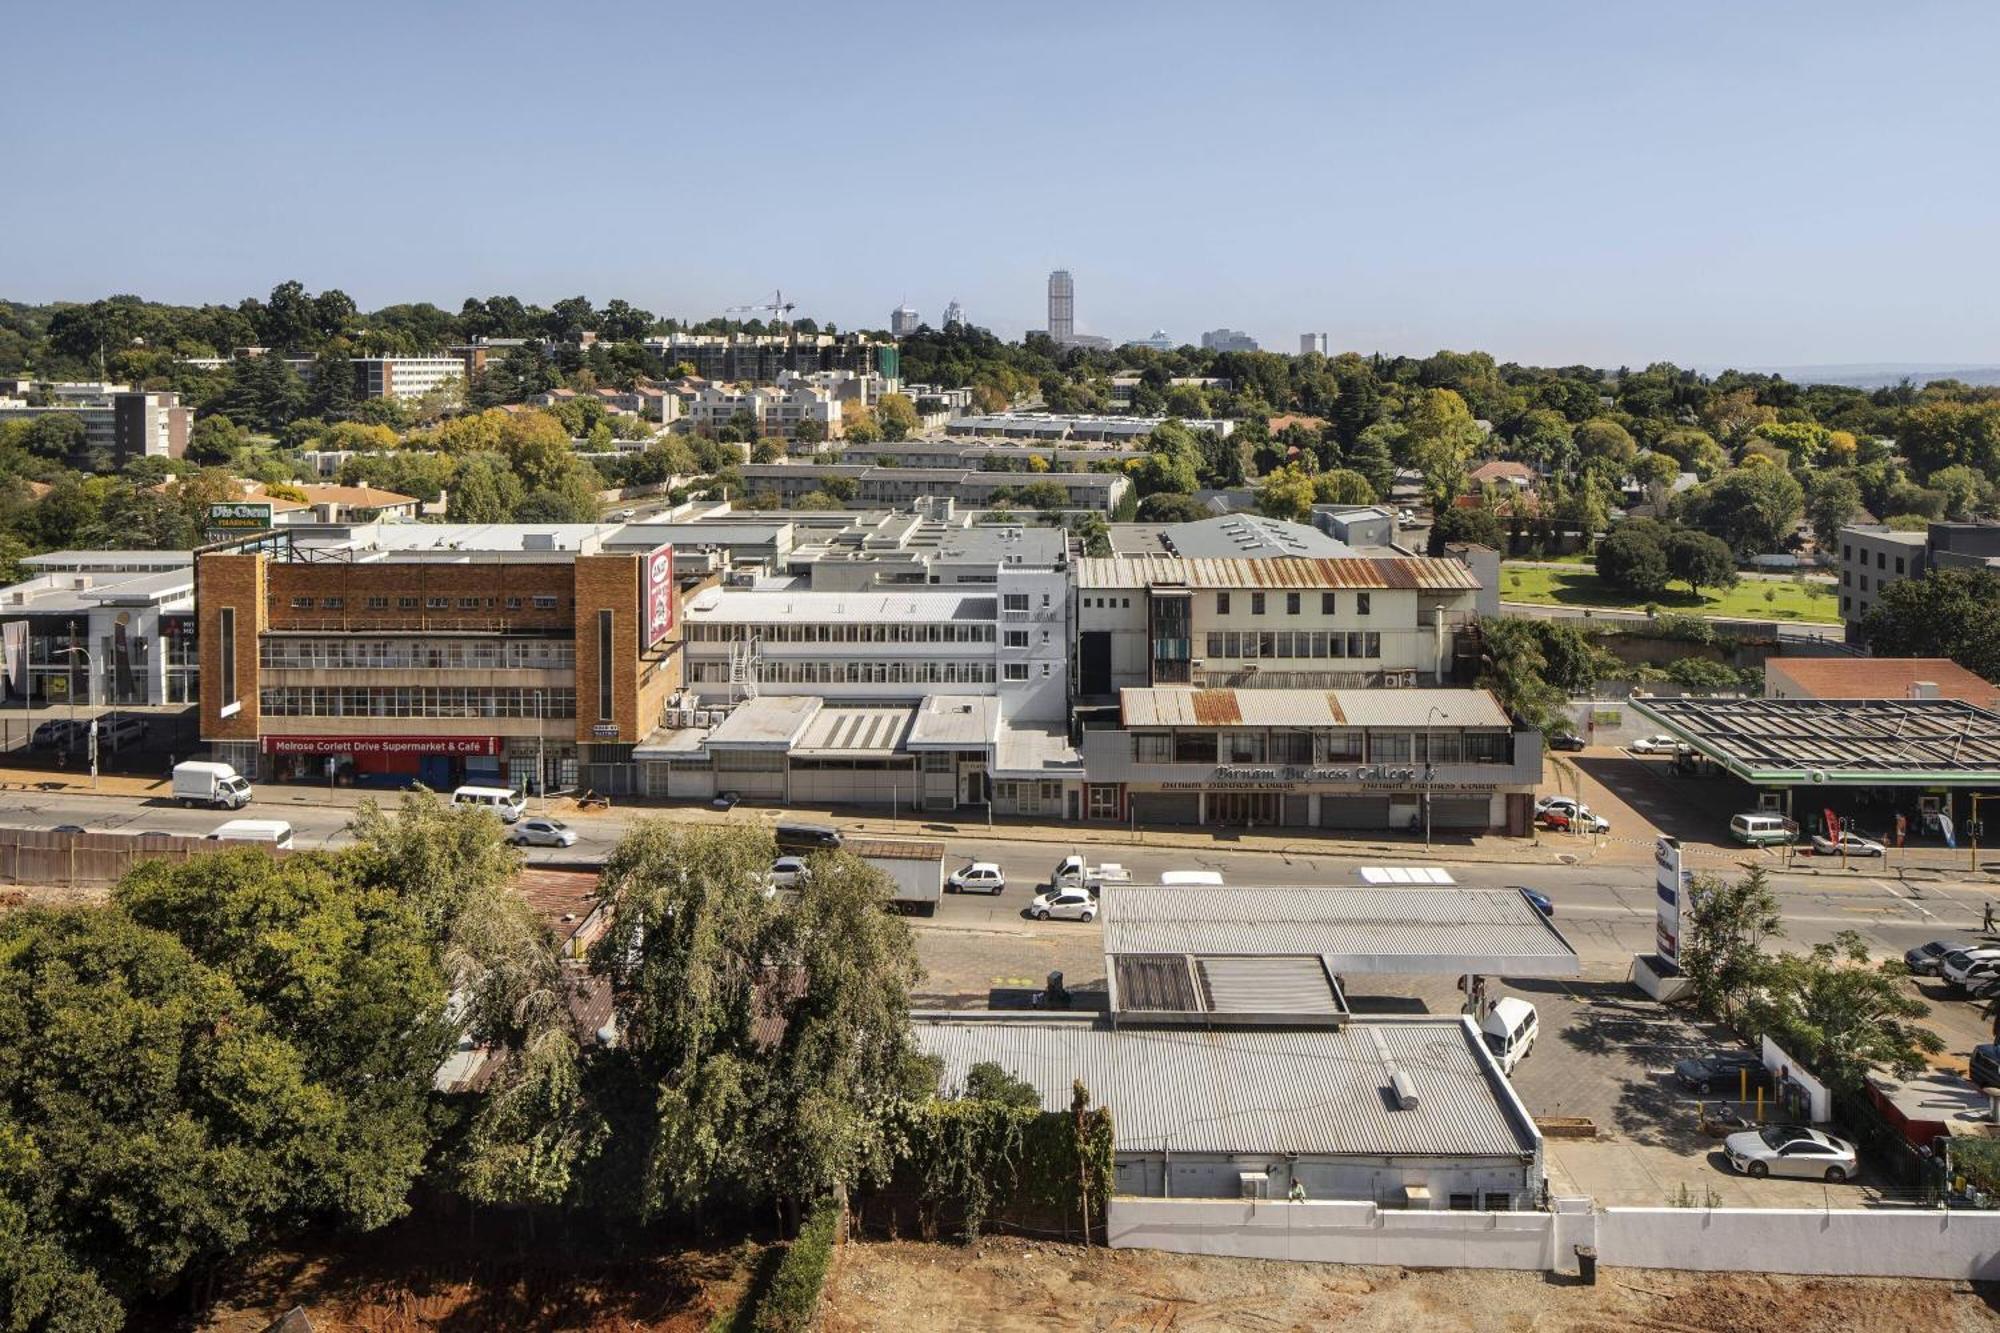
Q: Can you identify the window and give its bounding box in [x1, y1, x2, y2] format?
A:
[505, 597, 522, 610]
[1222, 730, 1265, 763]
[597, 610, 614, 722]
[1271, 730, 1312, 764]
[1842, 544, 1852, 561]
[1041, 663, 1051, 677]
[1134, 733, 1173, 763]
[1003, 593, 1029, 612]
[321, 597, 343, 610]
[366, 596, 388, 609]
[1372, 732, 1412, 763]
[1877, 551, 1886, 569]
[1841, 595, 1851, 612]
[1004, 630, 1029, 648]
[397, 597, 418, 609]
[290, 597, 314, 610]
[1259, 632, 1276, 658]
[1356, 593, 1371, 616]
[1217, 592, 1231, 615]
[1122, 598, 1130, 608]
[1896, 557, 1906, 574]
[1275, 631, 1294, 658]
[532, 595, 558, 610]
[1842, 572, 1850, 587]
[1042, 592, 1051, 607]
[1003, 663, 1029, 682]
[1174, 731, 1217, 763]
[458, 597, 480, 609]
[426, 596, 448, 610]
[1206, 632, 1223, 657]
[218, 607, 235, 705]
[1286, 592, 1300, 615]
[1321, 592, 1336, 614]
[1251, 593, 1266, 616]
[1859, 575, 1869, 591]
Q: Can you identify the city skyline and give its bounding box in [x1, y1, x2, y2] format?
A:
[4, 2, 1999, 367]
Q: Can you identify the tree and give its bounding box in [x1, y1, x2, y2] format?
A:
[843, 404, 881, 443]
[1404, 388, 1481, 504]
[962, 1062, 1041, 1110]
[876, 393, 919, 441]
[185, 413, 249, 465]
[1747, 932, 1946, 1090]
[1929, 464, 1990, 521]
[1862, 567, 2000, 681]
[1136, 492, 1211, 523]
[1595, 521, 1671, 595]
[19, 412, 85, 464]
[1129, 449, 1197, 497]
[1663, 529, 1738, 596]
[449, 451, 525, 523]
[1678, 467, 1804, 557]
[1347, 424, 1399, 499]
[1678, 867, 1783, 1022]
[1804, 471, 1863, 553]
[1313, 468, 1377, 506]
[1064, 511, 1111, 556]
[1254, 463, 1316, 521]
[1426, 504, 1505, 555]
[312, 346, 358, 421]
[1475, 617, 1576, 733]
[1015, 480, 1070, 511]
[1573, 417, 1638, 467]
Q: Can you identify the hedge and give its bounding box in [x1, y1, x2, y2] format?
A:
[887, 1092, 1116, 1240]
[752, 1204, 838, 1333]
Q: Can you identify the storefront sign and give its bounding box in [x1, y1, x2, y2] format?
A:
[1211, 764, 1420, 783]
[1655, 835, 1690, 969]
[207, 501, 274, 532]
[641, 543, 675, 647]
[591, 723, 621, 738]
[262, 735, 500, 756]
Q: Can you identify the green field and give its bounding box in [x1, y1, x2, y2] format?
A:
[1499, 563, 1840, 623]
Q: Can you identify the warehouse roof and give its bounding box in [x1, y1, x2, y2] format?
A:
[1119, 687, 1511, 729]
[906, 695, 998, 749]
[796, 704, 912, 756]
[1101, 885, 1579, 977]
[1765, 657, 2000, 709]
[1631, 694, 2000, 785]
[703, 695, 821, 750]
[1074, 554, 1480, 591]
[1152, 514, 1354, 560]
[910, 1014, 1539, 1159]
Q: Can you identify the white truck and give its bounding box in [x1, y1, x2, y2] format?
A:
[1046, 854, 1132, 895]
[173, 760, 253, 810]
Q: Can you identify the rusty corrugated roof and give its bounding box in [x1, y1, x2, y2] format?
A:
[1190, 689, 1243, 725]
[1120, 687, 1507, 729]
[1074, 555, 1480, 591]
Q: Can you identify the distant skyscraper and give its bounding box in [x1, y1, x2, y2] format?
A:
[942, 299, 965, 328]
[1122, 330, 1176, 352]
[1047, 270, 1074, 344]
[890, 305, 920, 337]
[1201, 328, 1259, 353]
[1300, 332, 1329, 356]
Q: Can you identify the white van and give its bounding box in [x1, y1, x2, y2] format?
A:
[452, 785, 526, 823]
[1480, 997, 1539, 1075]
[1730, 813, 1793, 846]
[207, 819, 295, 850]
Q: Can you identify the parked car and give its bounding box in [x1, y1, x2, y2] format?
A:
[769, 855, 810, 889]
[30, 718, 79, 748]
[511, 817, 578, 848]
[1536, 794, 1581, 815]
[96, 712, 150, 749]
[1971, 1043, 2000, 1091]
[775, 822, 842, 851]
[1730, 813, 1795, 845]
[1629, 734, 1686, 755]
[947, 861, 1006, 894]
[1548, 732, 1587, 752]
[1509, 885, 1555, 917]
[1941, 948, 2000, 991]
[1907, 939, 1972, 976]
[1673, 1051, 1771, 1095]
[49, 824, 85, 834]
[1538, 805, 1609, 834]
[1028, 888, 1097, 922]
[611, 507, 637, 520]
[710, 790, 740, 811]
[1723, 1125, 1859, 1182]
[1397, 508, 1420, 529]
[1811, 831, 1885, 857]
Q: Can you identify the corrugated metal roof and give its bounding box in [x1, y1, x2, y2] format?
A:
[796, 704, 912, 755]
[845, 837, 945, 862]
[1115, 954, 1201, 1011]
[1196, 955, 1342, 1014]
[912, 1016, 1538, 1158]
[1075, 554, 1481, 591]
[1119, 687, 1509, 729]
[1102, 886, 1579, 977]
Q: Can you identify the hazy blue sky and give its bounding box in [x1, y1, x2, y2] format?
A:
[4, 1, 1995, 367]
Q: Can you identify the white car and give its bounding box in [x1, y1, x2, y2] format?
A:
[948, 862, 1006, 894]
[511, 817, 578, 848]
[1029, 888, 1097, 922]
[1629, 734, 1684, 755]
[1941, 949, 2000, 991]
[1811, 832, 1885, 857]
[769, 855, 810, 889]
[1536, 795, 1581, 816]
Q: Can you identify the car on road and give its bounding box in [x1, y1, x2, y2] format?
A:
[1537, 805, 1609, 834]
[1028, 888, 1097, 922]
[1723, 1124, 1859, 1182]
[1971, 1044, 2000, 1092]
[1907, 939, 1973, 976]
[947, 862, 1005, 894]
[769, 855, 810, 889]
[1509, 885, 1555, 917]
[1940, 948, 2000, 991]
[511, 817, 578, 848]
[1548, 732, 1587, 752]
[1629, 734, 1688, 755]
[611, 507, 637, 520]
[1397, 508, 1420, 529]
[1810, 831, 1885, 857]
[710, 790, 740, 811]
[1673, 1050, 1770, 1095]
[50, 824, 85, 834]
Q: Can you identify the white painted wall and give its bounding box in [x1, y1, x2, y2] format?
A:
[1107, 1198, 1558, 1271]
[1598, 1208, 2000, 1280]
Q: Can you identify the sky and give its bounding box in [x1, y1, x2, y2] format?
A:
[3, 0, 1997, 369]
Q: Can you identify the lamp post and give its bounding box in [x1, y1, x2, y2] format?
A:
[54, 642, 94, 789]
[1423, 704, 1451, 850]
[534, 689, 546, 812]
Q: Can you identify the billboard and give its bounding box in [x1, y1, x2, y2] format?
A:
[641, 543, 675, 648]
[207, 501, 274, 533]
[1654, 835, 1690, 969]
[262, 735, 500, 756]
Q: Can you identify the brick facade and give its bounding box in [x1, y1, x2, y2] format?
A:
[197, 553, 267, 743]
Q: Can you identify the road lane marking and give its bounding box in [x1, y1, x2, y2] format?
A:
[1872, 878, 1936, 921]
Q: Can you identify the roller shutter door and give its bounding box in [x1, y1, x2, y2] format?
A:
[1320, 795, 1392, 829]
[1282, 795, 1312, 827]
[1430, 796, 1494, 830]
[1129, 792, 1201, 826]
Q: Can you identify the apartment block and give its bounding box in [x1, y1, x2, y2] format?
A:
[0, 383, 190, 462]
[734, 463, 1131, 513]
[675, 379, 842, 439]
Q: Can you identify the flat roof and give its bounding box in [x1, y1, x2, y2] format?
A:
[23, 550, 192, 568]
[993, 723, 1083, 777]
[1075, 554, 1480, 592]
[1101, 885, 1579, 977]
[911, 1014, 1539, 1159]
[1119, 687, 1512, 730]
[1631, 694, 2000, 785]
[703, 695, 821, 749]
[796, 704, 912, 756]
[1766, 657, 2000, 709]
[684, 587, 996, 623]
[907, 695, 997, 749]
[1153, 515, 1355, 560]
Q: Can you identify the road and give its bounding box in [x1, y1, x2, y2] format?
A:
[3, 788, 1982, 994]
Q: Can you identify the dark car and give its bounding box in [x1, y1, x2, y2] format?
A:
[1674, 1051, 1772, 1096]
[1971, 1044, 2000, 1092]
[1548, 732, 1587, 752]
[1509, 885, 1555, 917]
[775, 821, 842, 851]
[1906, 939, 1968, 977]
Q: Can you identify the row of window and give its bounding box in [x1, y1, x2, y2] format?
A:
[688, 660, 998, 685]
[1842, 569, 1903, 591]
[685, 622, 996, 644]
[260, 639, 576, 671]
[1218, 591, 1370, 617]
[1130, 728, 1512, 766]
[284, 594, 562, 612]
[1205, 631, 1384, 661]
[1842, 543, 1909, 575]
[258, 687, 577, 718]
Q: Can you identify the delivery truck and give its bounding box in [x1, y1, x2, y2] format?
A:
[173, 761, 253, 810]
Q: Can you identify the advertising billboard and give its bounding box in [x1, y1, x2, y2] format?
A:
[641, 543, 675, 648]
[1654, 834, 1690, 969]
[261, 736, 500, 756]
[207, 501, 274, 533]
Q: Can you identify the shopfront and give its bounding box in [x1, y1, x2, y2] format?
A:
[261, 735, 506, 790]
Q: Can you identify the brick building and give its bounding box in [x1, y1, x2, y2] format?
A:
[197, 524, 685, 794]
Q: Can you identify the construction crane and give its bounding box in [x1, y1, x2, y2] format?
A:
[723, 289, 796, 330]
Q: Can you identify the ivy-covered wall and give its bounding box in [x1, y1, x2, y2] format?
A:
[865, 1097, 1116, 1242]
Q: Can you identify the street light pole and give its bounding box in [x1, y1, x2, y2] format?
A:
[535, 689, 546, 813]
[1424, 705, 1451, 851]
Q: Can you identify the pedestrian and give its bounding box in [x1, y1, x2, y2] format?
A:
[1288, 1179, 1307, 1203]
[1985, 900, 1995, 935]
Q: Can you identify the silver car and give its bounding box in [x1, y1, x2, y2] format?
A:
[1723, 1124, 1858, 1182]
[510, 817, 578, 847]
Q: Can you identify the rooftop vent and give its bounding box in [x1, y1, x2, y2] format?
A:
[1910, 681, 1939, 699]
[1371, 1028, 1419, 1110]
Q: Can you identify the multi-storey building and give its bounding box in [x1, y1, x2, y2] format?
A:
[196, 524, 685, 795]
[642, 333, 896, 383]
[733, 463, 1131, 513]
[1072, 554, 1482, 698]
[1300, 332, 1329, 356]
[0, 383, 190, 462]
[828, 439, 1132, 470]
[0, 550, 198, 706]
[890, 305, 921, 336]
[674, 379, 842, 439]
[1047, 270, 1075, 345]
[944, 412, 1237, 441]
[1200, 328, 1259, 352]
[1836, 521, 2000, 642]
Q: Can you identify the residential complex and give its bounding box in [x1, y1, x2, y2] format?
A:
[945, 411, 1238, 442]
[1837, 520, 2000, 641]
[641, 332, 896, 383]
[733, 462, 1132, 513]
[0, 381, 190, 462]
[674, 377, 843, 440]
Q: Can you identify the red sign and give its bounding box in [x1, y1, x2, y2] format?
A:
[642, 543, 674, 648]
[261, 735, 500, 756]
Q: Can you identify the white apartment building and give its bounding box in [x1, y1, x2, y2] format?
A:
[352, 357, 465, 401]
[0, 384, 190, 462]
[675, 379, 842, 439]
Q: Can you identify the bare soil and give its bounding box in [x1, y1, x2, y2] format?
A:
[820, 1237, 2000, 1332]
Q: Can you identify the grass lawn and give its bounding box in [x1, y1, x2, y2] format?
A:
[1499, 562, 1840, 623]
